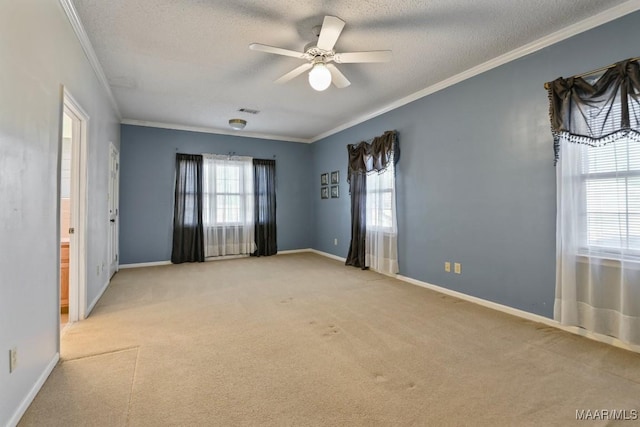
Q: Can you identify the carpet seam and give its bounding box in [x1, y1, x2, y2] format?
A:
[125, 346, 140, 426]
[62, 345, 141, 362]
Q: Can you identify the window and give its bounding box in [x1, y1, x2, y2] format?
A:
[581, 138, 640, 255]
[575, 91, 640, 257]
[550, 58, 640, 346]
[202, 157, 253, 226]
[213, 163, 242, 224]
[345, 131, 398, 274]
[366, 161, 395, 230]
[172, 154, 275, 261]
[201, 155, 255, 257]
[364, 160, 398, 274]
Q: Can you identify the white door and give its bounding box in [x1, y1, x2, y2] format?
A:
[108, 143, 119, 277]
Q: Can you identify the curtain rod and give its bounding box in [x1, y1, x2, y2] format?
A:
[543, 57, 640, 90]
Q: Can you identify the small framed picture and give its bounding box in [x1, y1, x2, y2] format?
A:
[321, 173, 329, 186]
[331, 171, 339, 184]
[330, 185, 339, 198]
[321, 186, 329, 199]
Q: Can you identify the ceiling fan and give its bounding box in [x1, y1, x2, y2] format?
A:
[249, 16, 392, 91]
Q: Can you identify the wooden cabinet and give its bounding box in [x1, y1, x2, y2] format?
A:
[60, 241, 69, 313]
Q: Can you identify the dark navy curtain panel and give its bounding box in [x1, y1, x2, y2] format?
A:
[171, 153, 205, 263]
[253, 159, 277, 256]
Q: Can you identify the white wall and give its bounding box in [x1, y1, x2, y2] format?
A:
[0, 1, 120, 425]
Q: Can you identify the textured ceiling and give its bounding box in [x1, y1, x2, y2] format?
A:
[73, 0, 630, 142]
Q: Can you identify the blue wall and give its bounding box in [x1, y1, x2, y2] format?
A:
[119, 125, 313, 264]
[311, 11, 640, 318]
[120, 11, 640, 318]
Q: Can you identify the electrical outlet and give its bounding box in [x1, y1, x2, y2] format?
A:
[454, 263, 461, 274]
[9, 348, 17, 373]
[444, 262, 451, 272]
[334, 238, 338, 246]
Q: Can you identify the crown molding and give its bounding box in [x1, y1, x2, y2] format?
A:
[59, 0, 121, 119]
[310, 0, 640, 143]
[121, 119, 312, 144]
[58, 0, 640, 144]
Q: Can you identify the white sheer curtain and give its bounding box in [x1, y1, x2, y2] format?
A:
[365, 159, 398, 275]
[202, 154, 255, 257]
[555, 136, 640, 345]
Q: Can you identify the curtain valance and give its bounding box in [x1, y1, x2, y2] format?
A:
[347, 130, 398, 182]
[546, 58, 640, 162]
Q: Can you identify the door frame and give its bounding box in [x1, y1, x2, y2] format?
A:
[108, 142, 120, 278]
[61, 87, 89, 325]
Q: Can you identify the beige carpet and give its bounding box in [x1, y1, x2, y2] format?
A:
[20, 253, 640, 426]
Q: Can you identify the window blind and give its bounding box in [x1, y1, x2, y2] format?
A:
[582, 137, 640, 252]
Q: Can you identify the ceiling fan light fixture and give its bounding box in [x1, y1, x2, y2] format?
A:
[228, 118, 247, 130]
[308, 63, 331, 91]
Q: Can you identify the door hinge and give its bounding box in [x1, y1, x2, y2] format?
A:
[69, 227, 75, 235]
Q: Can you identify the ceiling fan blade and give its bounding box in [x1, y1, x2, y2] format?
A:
[317, 16, 345, 51]
[334, 51, 392, 63]
[326, 64, 350, 88]
[249, 43, 307, 59]
[275, 63, 313, 84]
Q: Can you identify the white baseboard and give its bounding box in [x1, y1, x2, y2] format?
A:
[119, 260, 171, 269]
[119, 255, 252, 268]
[120, 250, 335, 267]
[277, 249, 313, 255]
[87, 278, 111, 316]
[396, 274, 553, 324]
[305, 249, 640, 354]
[395, 274, 640, 354]
[8, 353, 59, 427]
[206, 254, 249, 262]
[276, 248, 347, 262]
[308, 249, 347, 262]
[555, 322, 640, 353]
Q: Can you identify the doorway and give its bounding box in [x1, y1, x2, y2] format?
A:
[60, 88, 88, 332]
[60, 112, 72, 328]
[108, 142, 119, 278]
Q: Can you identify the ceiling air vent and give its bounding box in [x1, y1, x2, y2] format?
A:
[238, 108, 260, 115]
